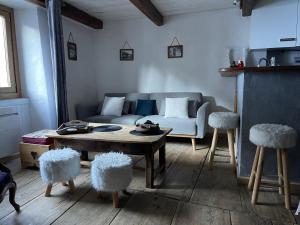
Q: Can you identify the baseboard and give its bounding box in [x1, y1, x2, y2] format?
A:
[237, 176, 300, 194]
[0, 153, 20, 164]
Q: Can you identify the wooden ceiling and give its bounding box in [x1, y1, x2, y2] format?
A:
[27, 0, 103, 29]
[28, 0, 257, 30]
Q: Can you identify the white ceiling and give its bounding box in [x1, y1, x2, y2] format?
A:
[65, 0, 236, 21]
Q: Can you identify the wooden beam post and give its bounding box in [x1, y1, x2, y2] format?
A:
[241, 0, 257, 17]
[27, 0, 103, 29]
[129, 0, 164, 26]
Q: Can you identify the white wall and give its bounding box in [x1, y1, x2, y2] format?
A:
[13, 5, 98, 131]
[62, 18, 98, 120]
[94, 8, 250, 111]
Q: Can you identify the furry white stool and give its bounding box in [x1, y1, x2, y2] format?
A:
[248, 124, 297, 209]
[39, 148, 80, 197]
[208, 112, 239, 173]
[91, 152, 132, 208]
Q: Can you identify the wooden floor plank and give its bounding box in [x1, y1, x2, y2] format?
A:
[110, 193, 178, 225]
[240, 186, 295, 223]
[0, 170, 45, 219]
[239, 185, 296, 224]
[171, 202, 231, 225]
[0, 175, 50, 219]
[230, 211, 272, 225]
[190, 153, 242, 211]
[52, 189, 127, 225]
[12, 169, 40, 188]
[151, 147, 208, 201]
[0, 169, 91, 225]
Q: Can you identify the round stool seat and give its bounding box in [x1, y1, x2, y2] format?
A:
[208, 112, 239, 129]
[91, 152, 132, 192]
[249, 124, 297, 149]
[39, 148, 80, 184]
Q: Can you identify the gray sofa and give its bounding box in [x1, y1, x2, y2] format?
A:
[76, 92, 210, 149]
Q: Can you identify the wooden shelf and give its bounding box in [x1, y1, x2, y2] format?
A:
[219, 66, 300, 77]
[219, 67, 244, 77]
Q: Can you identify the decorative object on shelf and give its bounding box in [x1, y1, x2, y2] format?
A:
[231, 61, 237, 68]
[270, 56, 276, 66]
[120, 41, 134, 61]
[168, 37, 183, 58]
[223, 48, 232, 68]
[237, 60, 244, 68]
[67, 32, 77, 61]
[242, 48, 249, 66]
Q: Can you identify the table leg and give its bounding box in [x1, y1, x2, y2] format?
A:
[145, 152, 154, 188]
[159, 144, 166, 173]
[81, 151, 89, 161]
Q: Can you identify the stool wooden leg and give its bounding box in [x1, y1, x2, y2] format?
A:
[277, 149, 283, 195]
[251, 147, 264, 205]
[208, 128, 218, 170]
[248, 146, 260, 190]
[97, 191, 102, 199]
[191, 138, 196, 151]
[227, 129, 236, 173]
[112, 192, 119, 208]
[281, 149, 291, 209]
[45, 184, 52, 197]
[68, 180, 76, 194]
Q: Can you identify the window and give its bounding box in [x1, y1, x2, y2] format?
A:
[0, 5, 20, 99]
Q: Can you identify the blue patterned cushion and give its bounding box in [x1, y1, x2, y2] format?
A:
[0, 172, 11, 193]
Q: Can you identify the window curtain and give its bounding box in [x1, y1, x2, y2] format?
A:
[46, 0, 69, 126]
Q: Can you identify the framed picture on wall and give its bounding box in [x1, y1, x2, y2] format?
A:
[68, 42, 77, 61]
[168, 45, 183, 58]
[120, 49, 134, 61]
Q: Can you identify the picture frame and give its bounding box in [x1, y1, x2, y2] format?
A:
[67, 42, 77, 61]
[168, 45, 183, 58]
[120, 49, 134, 61]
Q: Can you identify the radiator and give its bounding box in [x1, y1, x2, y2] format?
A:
[0, 107, 21, 157]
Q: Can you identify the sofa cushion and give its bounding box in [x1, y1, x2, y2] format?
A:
[125, 93, 150, 114]
[97, 100, 131, 115]
[85, 115, 117, 123]
[111, 115, 144, 125]
[165, 98, 189, 118]
[104, 93, 150, 114]
[149, 92, 203, 117]
[136, 115, 196, 136]
[101, 97, 125, 116]
[135, 100, 156, 116]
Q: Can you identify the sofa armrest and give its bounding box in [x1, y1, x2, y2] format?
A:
[196, 102, 210, 138]
[75, 104, 99, 120]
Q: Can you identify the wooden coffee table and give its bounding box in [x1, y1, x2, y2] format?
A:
[47, 123, 172, 188]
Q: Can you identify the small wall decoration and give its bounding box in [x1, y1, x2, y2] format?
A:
[67, 32, 77, 61]
[120, 41, 134, 61]
[168, 37, 183, 58]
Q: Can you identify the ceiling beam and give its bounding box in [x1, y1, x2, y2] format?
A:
[129, 0, 164, 26]
[27, 0, 103, 29]
[241, 0, 257, 16]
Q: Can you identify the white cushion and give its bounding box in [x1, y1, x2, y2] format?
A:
[249, 124, 297, 149]
[91, 152, 132, 192]
[165, 97, 189, 118]
[101, 96, 125, 116]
